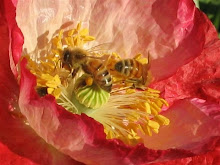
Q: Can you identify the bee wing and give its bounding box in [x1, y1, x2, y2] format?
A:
[86, 42, 113, 53]
[86, 55, 110, 65]
[87, 43, 116, 66]
[142, 53, 151, 85]
[86, 55, 103, 59]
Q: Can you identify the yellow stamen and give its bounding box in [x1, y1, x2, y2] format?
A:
[53, 88, 61, 99]
[47, 88, 54, 94]
[146, 126, 152, 136]
[148, 120, 160, 130]
[80, 28, 89, 36]
[83, 35, 96, 41]
[144, 102, 151, 114]
[76, 22, 81, 31]
[126, 89, 136, 94]
[68, 29, 76, 36]
[88, 88, 169, 145]
[128, 129, 140, 140]
[134, 53, 148, 64]
[44, 74, 61, 88]
[155, 115, 170, 125]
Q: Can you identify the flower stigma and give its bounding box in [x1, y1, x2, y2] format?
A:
[25, 22, 170, 145]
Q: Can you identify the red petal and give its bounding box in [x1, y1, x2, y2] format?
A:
[0, 105, 84, 165]
[151, 39, 220, 105]
[3, 0, 23, 77]
[149, 143, 220, 165]
[149, 0, 218, 81]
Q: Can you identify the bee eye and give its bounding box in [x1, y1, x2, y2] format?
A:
[63, 50, 70, 62]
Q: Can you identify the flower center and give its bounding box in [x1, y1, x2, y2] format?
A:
[25, 22, 170, 145]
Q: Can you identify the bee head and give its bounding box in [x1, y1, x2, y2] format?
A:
[71, 48, 87, 65]
[62, 48, 87, 69]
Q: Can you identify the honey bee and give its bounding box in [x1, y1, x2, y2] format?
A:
[114, 58, 150, 87]
[62, 48, 112, 92]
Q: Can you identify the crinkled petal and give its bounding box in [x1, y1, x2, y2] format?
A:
[89, 0, 218, 81]
[151, 39, 220, 105]
[149, 3, 218, 81]
[141, 99, 220, 155]
[0, 106, 84, 165]
[16, 0, 218, 81]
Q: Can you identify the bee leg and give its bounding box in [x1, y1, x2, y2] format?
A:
[132, 83, 137, 89]
[62, 63, 72, 71]
[101, 84, 112, 93]
[85, 76, 94, 86]
[72, 67, 80, 78]
[74, 74, 94, 92]
[125, 78, 147, 90]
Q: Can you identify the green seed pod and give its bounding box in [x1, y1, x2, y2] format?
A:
[74, 74, 110, 109]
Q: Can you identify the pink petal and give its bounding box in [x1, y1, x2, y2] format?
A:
[151, 39, 220, 105]
[89, 0, 218, 81]
[141, 99, 220, 155]
[16, 0, 218, 81]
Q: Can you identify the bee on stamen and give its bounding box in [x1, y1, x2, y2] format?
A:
[114, 57, 150, 88]
[62, 47, 112, 92]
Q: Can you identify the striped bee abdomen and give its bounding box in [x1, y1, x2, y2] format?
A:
[114, 59, 143, 78]
[95, 64, 112, 92]
[83, 59, 112, 92]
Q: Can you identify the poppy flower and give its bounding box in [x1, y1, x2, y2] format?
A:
[1, 0, 220, 165]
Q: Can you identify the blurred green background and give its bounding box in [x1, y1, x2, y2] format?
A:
[195, 0, 220, 37]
